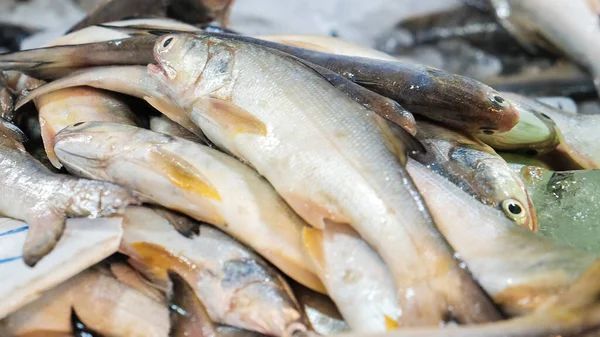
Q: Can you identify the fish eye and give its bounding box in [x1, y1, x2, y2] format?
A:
[501, 199, 527, 223]
[163, 37, 173, 48]
[489, 93, 510, 109]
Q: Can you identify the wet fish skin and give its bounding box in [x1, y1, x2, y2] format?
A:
[407, 159, 600, 317]
[150, 33, 501, 326]
[0, 119, 137, 266]
[413, 120, 537, 231]
[119, 206, 307, 336]
[150, 115, 205, 143]
[53, 122, 324, 293]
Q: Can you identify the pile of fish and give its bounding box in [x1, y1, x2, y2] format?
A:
[0, 0, 599, 336]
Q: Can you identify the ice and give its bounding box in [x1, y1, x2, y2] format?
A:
[524, 168, 600, 254]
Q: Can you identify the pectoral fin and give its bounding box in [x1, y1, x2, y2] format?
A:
[193, 97, 267, 137]
[143, 96, 205, 138]
[22, 210, 66, 266]
[149, 146, 222, 201]
[385, 315, 399, 331]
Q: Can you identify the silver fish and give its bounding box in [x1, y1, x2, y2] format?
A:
[120, 206, 307, 336]
[149, 33, 501, 326]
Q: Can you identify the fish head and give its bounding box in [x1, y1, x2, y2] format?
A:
[149, 34, 210, 100]
[53, 121, 158, 176]
[423, 68, 519, 134]
[472, 158, 538, 231]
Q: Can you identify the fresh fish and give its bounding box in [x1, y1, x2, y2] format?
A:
[2, 28, 518, 134]
[53, 122, 324, 293]
[413, 120, 537, 231]
[15, 65, 202, 137]
[475, 92, 559, 156]
[110, 261, 166, 304]
[503, 92, 600, 169]
[292, 284, 349, 335]
[407, 159, 600, 318]
[488, 0, 600, 93]
[302, 222, 403, 331]
[119, 206, 307, 336]
[0, 267, 170, 337]
[150, 115, 205, 143]
[0, 119, 137, 266]
[149, 33, 501, 326]
[35, 86, 137, 168]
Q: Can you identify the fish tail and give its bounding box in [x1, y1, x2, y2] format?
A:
[22, 210, 66, 266]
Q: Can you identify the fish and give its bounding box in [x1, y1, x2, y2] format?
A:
[34, 86, 137, 168]
[149, 33, 501, 326]
[150, 114, 205, 143]
[15, 65, 202, 137]
[503, 92, 600, 169]
[0, 267, 171, 337]
[0, 118, 137, 266]
[407, 158, 600, 318]
[2, 28, 518, 134]
[167, 0, 236, 27]
[302, 222, 403, 331]
[413, 120, 537, 231]
[292, 284, 350, 335]
[488, 0, 600, 93]
[119, 206, 307, 336]
[475, 92, 559, 156]
[53, 122, 324, 293]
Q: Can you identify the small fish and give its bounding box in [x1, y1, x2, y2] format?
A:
[413, 120, 537, 231]
[35, 87, 137, 168]
[0, 119, 137, 266]
[302, 222, 405, 331]
[15, 65, 202, 137]
[475, 91, 559, 156]
[488, 0, 600, 93]
[53, 122, 324, 293]
[149, 33, 500, 326]
[119, 206, 307, 336]
[292, 284, 350, 335]
[504, 92, 600, 169]
[407, 159, 600, 319]
[0, 267, 170, 337]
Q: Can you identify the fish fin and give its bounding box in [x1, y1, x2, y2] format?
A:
[39, 116, 62, 169]
[384, 315, 399, 331]
[110, 261, 166, 304]
[96, 24, 195, 37]
[169, 271, 218, 337]
[193, 97, 267, 136]
[150, 206, 200, 238]
[263, 248, 327, 294]
[149, 146, 222, 201]
[143, 95, 204, 137]
[280, 192, 351, 230]
[301, 227, 326, 272]
[22, 210, 66, 266]
[373, 114, 425, 166]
